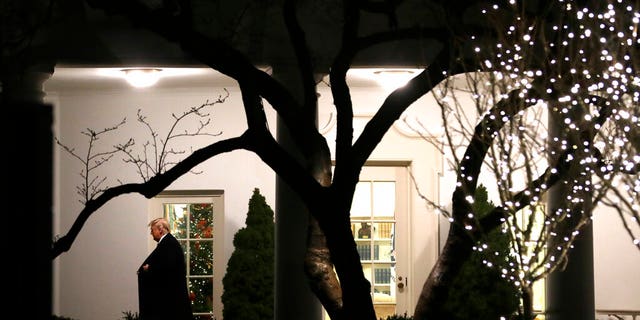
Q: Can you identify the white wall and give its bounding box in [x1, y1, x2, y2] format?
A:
[593, 206, 640, 311]
[317, 82, 443, 311]
[47, 68, 639, 320]
[49, 80, 276, 320]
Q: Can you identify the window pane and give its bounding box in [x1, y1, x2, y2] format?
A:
[372, 182, 395, 218]
[375, 240, 394, 262]
[354, 222, 373, 239]
[373, 263, 395, 304]
[351, 182, 372, 217]
[356, 241, 371, 260]
[190, 240, 214, 275]
[179, 240, 188, 261]
[374, 266, 391, 284]
[189, 203, 214, 239]
[373, 222, 393, 240]
[166, 204, 188, 238]
[189, 277, 214, 313]
[362, 264, 373, 284]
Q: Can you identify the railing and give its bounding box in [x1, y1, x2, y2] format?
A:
[532, 310, 640, 320]
[596, 309, 640, 320]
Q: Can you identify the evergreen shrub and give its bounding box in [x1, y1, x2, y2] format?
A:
[381, 312, 413, 320]
[442, 185, 520, 319]
[221, 188, 275, 320]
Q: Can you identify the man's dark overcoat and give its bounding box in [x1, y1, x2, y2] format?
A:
[138, 233, 193, 320]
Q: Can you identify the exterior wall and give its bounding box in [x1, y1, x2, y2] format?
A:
[317, 83, 443, 312]
[48, 81, 276, 320]
[47, 68, 639, 320]
[593, 206, 640, 312]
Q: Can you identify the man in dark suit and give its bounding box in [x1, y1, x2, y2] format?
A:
[138, 218, 193, 320]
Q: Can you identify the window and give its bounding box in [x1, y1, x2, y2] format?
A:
[352, 180, 397, 308]
[349, 165, 409, 319]
[149, 191, 224, 320]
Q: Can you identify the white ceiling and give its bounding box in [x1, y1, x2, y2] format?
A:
[45, 66, 236, 91]
[44, 66, 420, 92]
[44, 66, 445, 138]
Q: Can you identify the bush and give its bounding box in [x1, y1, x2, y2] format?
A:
[381, 312, 413, 320]
[52, 310, 141, 320]
[441, 185, 520, 320]
[221, 188, 275, 320]
[121, 311, 140, 320]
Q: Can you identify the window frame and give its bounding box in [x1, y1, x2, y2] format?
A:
[148, 190, 224, 320]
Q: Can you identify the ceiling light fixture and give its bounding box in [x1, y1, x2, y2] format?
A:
[373, 69, 416, 91]
[121, 68, 162, 88]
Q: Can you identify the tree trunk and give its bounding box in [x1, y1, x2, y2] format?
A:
[521, 285, 534, 320]
[413, 223, 475, 319]
[319, 211, 377, 320]
[305, 217, 343, 318]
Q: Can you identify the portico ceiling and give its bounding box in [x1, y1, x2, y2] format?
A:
[47, 1, 448, 70]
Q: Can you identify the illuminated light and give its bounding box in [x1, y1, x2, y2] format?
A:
[372, 69, 417, 91]
[97, 67, 209, 88]
[121, 68, 162, 88]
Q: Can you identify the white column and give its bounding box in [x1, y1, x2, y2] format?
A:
[271, 65, 324, 320]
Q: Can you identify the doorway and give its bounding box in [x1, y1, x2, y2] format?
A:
[351, 165, 409, 319]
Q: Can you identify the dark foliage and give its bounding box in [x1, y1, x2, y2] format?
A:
[221, 188, 275, 320]
[381, 312, 413, 320]
[121, 310, 140, 320]
[51, 310, 140, 320]
[442, 185, 520, 320]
